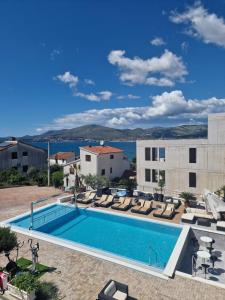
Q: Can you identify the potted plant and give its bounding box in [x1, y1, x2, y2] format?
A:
[179, 192, 195, 208]
[0, 227, 18, 262]
[8, 272, 38, 300]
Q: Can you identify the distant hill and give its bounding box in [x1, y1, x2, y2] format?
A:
[2, 124, 207, 142]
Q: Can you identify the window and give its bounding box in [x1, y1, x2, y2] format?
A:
[145, 148, 151, 161]
[101, 169, 105, 176]
[189, 148, 197, 163]
[110, 167, 112, 174]
[145, 169, 151, 182]
[189, 172, 196, 188]
[110, 154, 114, 159]
[152, 169, 158, 183]
[159, 170, 165, 183]
[22, 165, 28, 172]
[22, 151, 28, 156]
[85, 155, 91, 162]
[152, 147, 158, 161]
[11, 152, 18, 159]
[159, 148, 165, 162]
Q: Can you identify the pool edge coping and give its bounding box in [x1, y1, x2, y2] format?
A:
[0, 202, 186, 280]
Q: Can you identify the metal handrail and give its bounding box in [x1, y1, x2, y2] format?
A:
[148, 244, 158, 267]
[32, 206, 74, 229]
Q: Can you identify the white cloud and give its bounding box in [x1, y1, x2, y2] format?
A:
[50, 49, 61, 60]
[117, 94, 140, 100]
[56, 71, 79, 88]
[150, 37, 166, 46]
[37, 90, 225, 131]
[108, 49, 187, 86]
[84, 79, 95, 85]
[170, 3, 225, 48]
[74, 90, 112, 102]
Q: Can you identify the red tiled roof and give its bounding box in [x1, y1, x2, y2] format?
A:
[81, 146, 123, 154]
[51, 152, 75, 160]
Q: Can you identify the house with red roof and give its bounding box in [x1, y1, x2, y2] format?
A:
[79, 145, 130, 180]
[50, 152, 76, 166]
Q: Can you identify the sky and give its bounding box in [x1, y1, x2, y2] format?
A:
[0, 0, 225, 136]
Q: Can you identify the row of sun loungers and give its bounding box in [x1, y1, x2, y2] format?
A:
[76, 191, 177, 219]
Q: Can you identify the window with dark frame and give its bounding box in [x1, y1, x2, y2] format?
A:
[189, 148, 197, 163]
[152, 147, 158, 161]
[85, 155, 91, 162]
[110, 154, 114, 159]
[22, 165, 28, 172]
[22, 151, 28, 156]
[145, 169, 151, 182]
[145, 147, 151, 161]
[189, 172, 196, 188]
[152, 169, 158, 182]
[101, 169, 105, 176]
[110, 167, 112, 174]
[11, 152, 18, 159]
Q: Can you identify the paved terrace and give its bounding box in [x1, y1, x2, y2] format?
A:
[1, 187, 225, 299]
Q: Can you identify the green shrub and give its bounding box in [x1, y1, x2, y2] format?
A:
[0, 227, 18, 254]
[12, 272, 39, 293]
[27, 167, 39, 183]
[37, 171, 48, 186]
[51, 171, 63, 188]
[36, 282, 60, 300]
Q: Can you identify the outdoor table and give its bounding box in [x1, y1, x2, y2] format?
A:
[197, 250, 211, 262]
[200, 236, 213, 243]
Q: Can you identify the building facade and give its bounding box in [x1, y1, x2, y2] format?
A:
[80, 145, 130, 180]
[50, 152, 76, 166]
[137, 113, 225, 198]
[0, 139, 47, 173]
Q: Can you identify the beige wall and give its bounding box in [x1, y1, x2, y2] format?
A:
[79, 148, 130, 180]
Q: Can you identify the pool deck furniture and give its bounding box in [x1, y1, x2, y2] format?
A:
[111, 198, 132, 211]
[95, 195, 109, 206]
[132, 200, 153, 215]
[153, 203, 175, 220]
[181, 207, 214, 224]
[130, 199, 145, 213]
[200, 236, 213, 243]
[111, 197, 126, 210]
[164, 198, 181, 209]
[216, 221, 225, 231]
[98, 279, 129, 300]
[77, 191, 96, 204]
[98, 195, 114, 208]
[181, 213, 195, 223]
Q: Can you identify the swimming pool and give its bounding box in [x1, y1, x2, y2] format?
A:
[5, 204, 188, 277]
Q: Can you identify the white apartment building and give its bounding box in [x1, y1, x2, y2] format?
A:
[137, 113, 225, 198]
[63, 145, 130, 189]
[80, 145, 130, 180]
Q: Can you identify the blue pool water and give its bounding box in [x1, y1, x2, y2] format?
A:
[9, 204, 181, 270]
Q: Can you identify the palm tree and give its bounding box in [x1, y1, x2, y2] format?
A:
[179, 192, 195, 207]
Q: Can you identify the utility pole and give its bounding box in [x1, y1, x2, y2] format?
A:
[48, 141, 50, 186]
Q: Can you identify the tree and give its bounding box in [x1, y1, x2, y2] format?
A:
[179, 192, 195, 207]
[0, 227, 18, 261]
[83, 174, 109, 190]
[51, 171, 63, 188]
[27, 167, 39, 183]
[118, 178, 136, 190]
[219, 185, 225, 201]
[130, 157, 136, 171]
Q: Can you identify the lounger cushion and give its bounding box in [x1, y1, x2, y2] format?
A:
[104, 281, 116, 297]
[113, 290, 127, 300]
[181, 213, 194, 222]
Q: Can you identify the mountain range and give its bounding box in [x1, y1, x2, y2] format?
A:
[0, 124, 208, 142]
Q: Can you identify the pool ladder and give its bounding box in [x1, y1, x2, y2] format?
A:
[148, 245, 158, 267]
